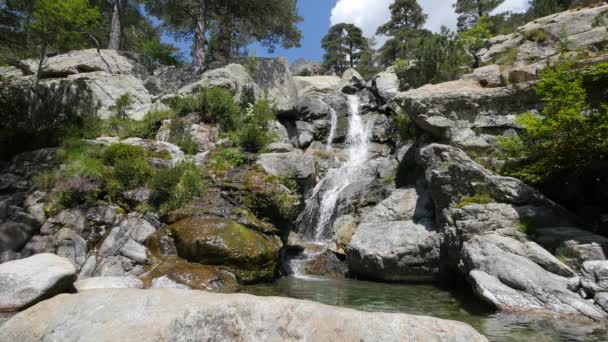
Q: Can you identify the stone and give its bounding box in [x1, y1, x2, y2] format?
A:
[0, 254, 76, 312]
[339, 68, 365, 94]
[395, 81, 538, 148]
[328, 214, 358, 255]
[178, 64, 254, 100]
[595, 292, 608, 312]
[302, 250, 348, 278]
[120, 138, 185, 165]
[360, 188, 419, 224]
[150, 276, 191, 290]
[0, 289, 489, 342]
[74, 277, 143, 292]
[264, 143, 295, 153]
[169, 216, 282, 283]
[290, 58, 321, 76]
[93, 255, 144, 278]
[98, 214, 156, 259]
[282, 96, 332, 120]
[293, 75, 340, 98]
[26, 49, 145, 78]
[460, 234, 606, 320]
[347, 221, 442, 282]
[0, 221, 37, 253]
[251, 57, 298, 112]
[535, 226, 608, 266]
[256, 149, 315, 180]
[369, 68, 400, 102]
[462, 64, 504, 88]
[581, 260, 608, 295]
[55, 228, 88, 267]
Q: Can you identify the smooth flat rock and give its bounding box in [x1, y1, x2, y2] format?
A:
[0, 254, 76, 312]
[74, 277, 143, 292]
[0, 289, 489, 342]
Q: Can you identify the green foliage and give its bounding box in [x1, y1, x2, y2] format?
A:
[209, 147, 245, 172]
[455, 193, 495, 208]
[102, 144, 146, 166]
[233, 99, 278, 152]
[135, 35, 182, 73]
[461, 15, 493, 67]
[168, 119, 198, 155]
[111, 157, 154, 190]
[109, 93, 134, 119]
[494, 48, 519, 66]
[149, 162, 206, 214]
[105, 110, 175, 140]
[245, 54, 259, 77]
[33, 170, 59, 189]
[321, 23, 366, 75]
[170, 87, 241, 131]
[376, 0, 427, 36]
[278, 171, 298, 193]
[518, 218, 538, 237]
[453, 0, 504, 31]
[58, 140, 105, 179]
[395, 111, 421, 140]
[498, 59, 608, 184]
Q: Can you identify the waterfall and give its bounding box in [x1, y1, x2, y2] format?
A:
[326, 108, 337, 150]
[298, 94, 372, 242]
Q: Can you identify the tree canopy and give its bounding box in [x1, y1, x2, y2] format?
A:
[453, 0, 504, 31]
[376, 0, 427, 36]
[321, 23, 367, 75]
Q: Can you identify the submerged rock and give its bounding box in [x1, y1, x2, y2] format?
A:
[0, 254, 76, 312]
[0, 289, 490, 342]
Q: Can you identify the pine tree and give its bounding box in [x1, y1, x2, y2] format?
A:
[321, 23, 366, 75]
[453, 0, 504, 31]
[376, 0, 427, 36]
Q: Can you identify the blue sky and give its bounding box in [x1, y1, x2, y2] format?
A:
[154, 0, 530, 63]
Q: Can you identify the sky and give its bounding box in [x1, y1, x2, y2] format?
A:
[162, 0, 531, 63]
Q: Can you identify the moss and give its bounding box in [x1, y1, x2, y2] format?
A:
[518, 218, 538, 237]
[495, 48, 519, 66]
[455, 193, 495, 208]
[523, 29, 549, 43]
[170, 216, 281, 283]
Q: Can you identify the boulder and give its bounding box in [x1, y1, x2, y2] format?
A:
[347, 221, 441, 282]
[282, 96, 332, 120]
[0, 289, 489, 342]
[368, 68, 400, 101]
[0, 254, 76, 312]
[74, 277, 143, 292]
[302, 250, 348, 278]
[360, 188, 420, 224]
[581, 260, 608, 295]
[120, 138, 185, 165]
[535, 226, 608, 267]
[462, 65, 504, 88]
[178, 64, 254, 100]
[251, 57, 298, 112]
[338, 68, 365, 94]
[290, 58, 321, 76]
[34, 49, 145, 78]
[395, 81, 539, 148]
[169, 216, 282, 283]
[293, 75, 340, 98]
[256, 149, 316, 180]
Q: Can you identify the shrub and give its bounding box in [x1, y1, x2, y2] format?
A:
[209, 147, 245, 172]
[104, 110, 174, 139]
[168, 120, 198, 155]
[102, 144, 146, 166]
[523, 29, 549, 43]
[234, 99, 278, 152]
[109, 93, 134, 119]
[33, 170, 59, 189]
[245, 54, 259, 77]
[56, 175, 100, 207]
[111, 157, 154, 190]
[58, 140, 105, 180]
[149, 162, 205, 214]
[455, 193, 495, 208]
[395, 111, 421, 141]
[170, 87, 241, 131]
[498, 59, 608, 184]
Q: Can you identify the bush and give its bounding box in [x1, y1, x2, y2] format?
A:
[102, 144, 146, 166]
[58, 140, 105, 180]
[209, 147, 245, 172]
[149, 162, 206, 214]
[523, 29, 549, 43]
[233, 99, 278, 152]
[102, 110, 174, 139]
[395, 111, 421, 141]
[111, 158, 153, 190]
[56, 175, 100, 207]
[455, 194, 495, 208]
[498, 59, 608, 184]
[168, 120, 198, 155]
[170, 87, 241, 131]
[109, 93, 133, 119]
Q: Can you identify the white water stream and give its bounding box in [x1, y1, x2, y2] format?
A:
[298, 95, 373, 242]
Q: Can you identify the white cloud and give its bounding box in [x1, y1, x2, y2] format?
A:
[329, 0, 531, 38]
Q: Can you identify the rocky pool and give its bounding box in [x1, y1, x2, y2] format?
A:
[244, 276, 608, 342]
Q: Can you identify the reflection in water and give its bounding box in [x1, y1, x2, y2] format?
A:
[243, 276, 608, 342]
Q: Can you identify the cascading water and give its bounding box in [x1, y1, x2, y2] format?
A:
[297, 94, 373, 242]
[326, 108, 338, 150]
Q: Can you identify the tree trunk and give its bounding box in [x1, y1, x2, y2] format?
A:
[192, 0, 207, 71]
[218, 13, 233, 61]
[108, 0, 126, 50]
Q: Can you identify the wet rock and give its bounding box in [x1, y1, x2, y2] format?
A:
[347, 221, 441, 282]
[0, 254, 76, 312]
[302, 250, 347, 278]
[150, 275, 191, 290]
[0, 289, 490, 342]
[328, 214, 358, 255]
[74, 277, 143, 292]
[170, 216, 282, 283]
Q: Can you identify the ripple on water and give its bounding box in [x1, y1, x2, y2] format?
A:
[243, 276, 608, 342]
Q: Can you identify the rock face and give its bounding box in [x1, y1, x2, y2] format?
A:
[347, 221, 441, 282]
[293, 75, 340, 98]
[256, 149, 316, 181]
[74, 277, 143, 292]
[0, 289, 490, 342]
[178, 63, 254, 100]
[0, 254, 76, 312]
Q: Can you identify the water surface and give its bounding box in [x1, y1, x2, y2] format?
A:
[243, 276, 608, 342]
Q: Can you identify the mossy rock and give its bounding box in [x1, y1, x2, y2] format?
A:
[170, 216, 282, 283]
[141, 256, 239, 293]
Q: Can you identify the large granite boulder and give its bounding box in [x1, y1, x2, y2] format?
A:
[251, 57, 298, 112]
[256, 149, 316, 181]
[0, 254, 76, 312]
[395, 80, 539, 148]
[347, 221, 441, 282]
[0, 289, 489, 342]
[294, 75, 340, 98]
[74, 276, 143, 292]
[178, 63, 254, 100]
[169, 216, 282, 283]
[368, 68, 400, 102]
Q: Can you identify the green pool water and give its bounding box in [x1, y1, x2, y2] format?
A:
[243, 276, 608, 342]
